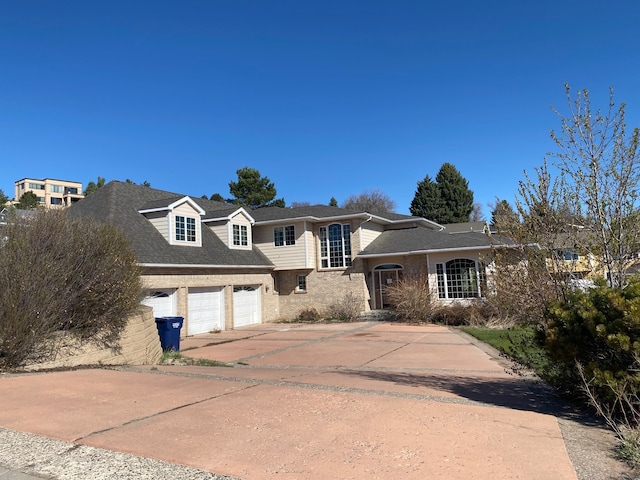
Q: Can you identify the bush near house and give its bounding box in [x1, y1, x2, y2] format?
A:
[325, 292, 361, 322]
[0, 209, 142, 370]
[545, 280, 640, 425]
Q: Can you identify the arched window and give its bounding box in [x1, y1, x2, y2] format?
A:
[436, 258, 481, 299]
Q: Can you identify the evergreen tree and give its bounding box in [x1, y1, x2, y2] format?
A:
[17, 191, 39, 209]
[490, 199, 518, 231]
[409, 175, 443, 220]
[410, 164, 473, 223]
[228, 167, 285, 209]
[84, 176, 106, 196]
[435, 163, 474, 223]
[0, 189, 8, 208]
[328, 197, 338, 207]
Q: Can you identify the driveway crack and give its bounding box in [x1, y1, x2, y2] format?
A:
[72, 383, 260, 443]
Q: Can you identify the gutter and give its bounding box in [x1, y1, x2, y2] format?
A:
[356, 244, 505, 259]
[138, 263, 275, 270]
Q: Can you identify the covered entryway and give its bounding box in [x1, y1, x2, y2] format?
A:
[188, 287, 224, 335]
[233, 285, 261, 327]
[141, 289, 176, 318]
[373, 264, 403, 309]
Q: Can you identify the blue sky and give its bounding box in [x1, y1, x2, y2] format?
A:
[2, 1, 639, 216]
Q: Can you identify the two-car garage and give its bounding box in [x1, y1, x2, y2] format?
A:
[142, 285, 261, 335]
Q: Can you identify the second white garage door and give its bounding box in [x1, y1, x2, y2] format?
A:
[187, 287, 224, 335]
[233, 286, 261, 327]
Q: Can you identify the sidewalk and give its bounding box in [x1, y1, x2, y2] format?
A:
[0, 321, 619, 479]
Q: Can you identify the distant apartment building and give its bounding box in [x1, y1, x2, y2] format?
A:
[14, 178, 84, 208]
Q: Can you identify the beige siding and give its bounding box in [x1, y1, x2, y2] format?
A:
[253, 221, 311, 269]
[145, 211, 170, 241]
[359, 222, 384, 251]
[171, 203, 202, 247]
[229, 212, 253, 250]
[208, 221, 229, 247]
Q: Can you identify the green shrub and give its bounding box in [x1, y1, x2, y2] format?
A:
[545, 279, 640, 422]
[0, 210, 142, 370]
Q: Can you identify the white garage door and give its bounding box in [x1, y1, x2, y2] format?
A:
[233, 285, 261, 327]
[188, 287, 224, 335]
[142, 289, 176, 318]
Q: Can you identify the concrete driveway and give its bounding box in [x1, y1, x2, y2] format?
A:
[0, 322, 583, 479]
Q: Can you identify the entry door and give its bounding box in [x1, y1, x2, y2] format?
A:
[374, 268, 402, 309]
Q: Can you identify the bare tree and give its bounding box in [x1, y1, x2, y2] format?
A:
[471, 202, 485, 222]
[551, 85, 640, 287]
[0, 210, 142, 369]
[341, 189, 396, 214]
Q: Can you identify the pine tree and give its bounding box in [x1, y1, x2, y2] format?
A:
[228, 167, 285, 209]
[435, 163, 474, 223]
[490, 199, 518, 231]
[409, 175, 442, 220]
[410, 164, 474, 223]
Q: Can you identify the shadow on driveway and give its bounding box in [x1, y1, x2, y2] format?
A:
[338, 370, 600, 426]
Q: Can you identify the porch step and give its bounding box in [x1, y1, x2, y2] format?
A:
[358, 310, 396, 321]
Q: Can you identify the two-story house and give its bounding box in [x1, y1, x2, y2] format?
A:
[70, 181, 502, 335]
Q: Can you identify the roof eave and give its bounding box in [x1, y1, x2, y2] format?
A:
[357, 244, 509, 259]
[139, 263, 274, 270]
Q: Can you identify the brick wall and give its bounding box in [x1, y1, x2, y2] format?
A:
[26, 307, 162, 371]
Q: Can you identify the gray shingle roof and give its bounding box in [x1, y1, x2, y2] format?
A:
[358, 226, 512, 257]
[68, 181, 273, 268]
[251, 204, 435, 225]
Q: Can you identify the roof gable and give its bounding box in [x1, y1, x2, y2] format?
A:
[138, 196, 206, 216]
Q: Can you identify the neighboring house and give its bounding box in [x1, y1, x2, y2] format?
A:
[69, 181, 506, 334]
[13, 178, 84, 208]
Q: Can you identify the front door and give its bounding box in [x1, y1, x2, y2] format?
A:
[373, 265, 403, 309]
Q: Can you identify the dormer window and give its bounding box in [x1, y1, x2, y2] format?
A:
[233, 224, 248, 246]
[176, 215, 197, 243]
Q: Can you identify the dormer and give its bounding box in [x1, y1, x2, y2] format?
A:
[203, 207, 255, 250]
[139, 196, 205, 247]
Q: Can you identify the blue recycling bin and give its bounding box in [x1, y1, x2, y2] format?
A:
[155, 316, 184, 351]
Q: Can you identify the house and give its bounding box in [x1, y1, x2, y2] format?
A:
[14, 178, 84, 208]
[69, 181, 505, 334]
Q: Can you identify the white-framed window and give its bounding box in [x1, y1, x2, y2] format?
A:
[28, 183, 44, 190]
[175, 215, 197, 242]
[296, 274, 307, 292]
[233, 224, 248, 246]
[50, 185, 63, 193]
[319, 223, 351, 268]
[274, 225, 295, 246]
[436, 258, 484, 299]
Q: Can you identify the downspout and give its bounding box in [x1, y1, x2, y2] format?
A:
[304, 220, 309, 269]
